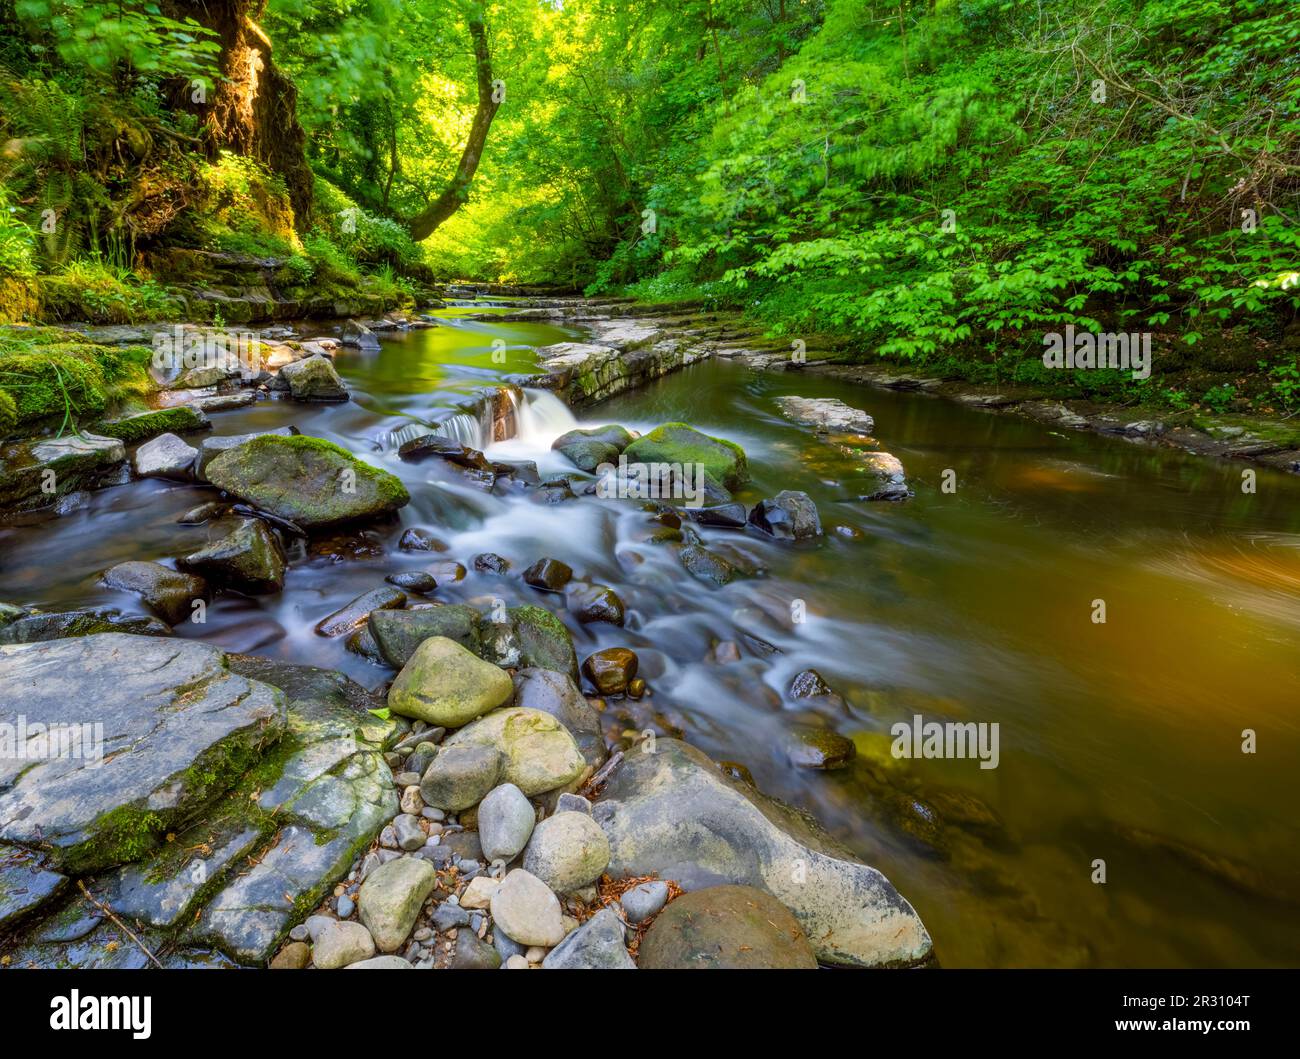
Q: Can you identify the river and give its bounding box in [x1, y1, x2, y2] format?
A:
[3, 301, 1299, 967]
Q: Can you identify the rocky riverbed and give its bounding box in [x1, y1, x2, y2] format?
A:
[0, 298, 934, 970]
[4, 293, 1298, 970]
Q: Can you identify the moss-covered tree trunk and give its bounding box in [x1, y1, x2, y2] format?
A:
[166, 0, 314, 229]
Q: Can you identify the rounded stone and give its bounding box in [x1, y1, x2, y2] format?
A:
[521, 811, 610, 893]
[419, 745, 505, 811]
[358, 857, 438, 952]
[581, 647, 639, 696]
[387, 635, 514, 726]
[489, 869, 566, 947]
[312, 920, 376, 969]
[477, 782, 536, 862]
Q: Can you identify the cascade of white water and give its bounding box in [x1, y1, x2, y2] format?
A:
[383, 387, 577, 454]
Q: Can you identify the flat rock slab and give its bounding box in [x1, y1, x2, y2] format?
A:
[0, 433, 125, 511]
[0, 845, 68, 929]
[0, 634, 286, 874]
[776, 396, 874, 435]
[592, 738, 932, 968]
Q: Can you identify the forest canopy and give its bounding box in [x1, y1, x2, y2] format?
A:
[0, 0, 1297, 406]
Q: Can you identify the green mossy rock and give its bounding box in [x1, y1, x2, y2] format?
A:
[369, 604, 482, 667]
[508, 605, 578, 678]
[621, 422, 749, 490]
[444, 707, 586, 796]
[96, 405, 208, 443]
[552, 424, 634, 472]
[205, 434, 409, 529]
[387, 636, 514, 726]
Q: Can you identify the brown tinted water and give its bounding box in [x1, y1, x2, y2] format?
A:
[3, 308, 1299, 967]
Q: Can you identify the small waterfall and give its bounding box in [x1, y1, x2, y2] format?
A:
[382, 386, 576, 454]
[514, 388, 578, 446]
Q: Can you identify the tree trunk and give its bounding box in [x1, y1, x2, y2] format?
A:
[407, 11, 500, 241]
[167, 0, 315, 229]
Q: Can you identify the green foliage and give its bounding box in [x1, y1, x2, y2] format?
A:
[37, 258, 180, 323]
[13, 1, 220, 83]
[0, 185, 36, 278]
[1200, 383, 1238, 413]
[1262, 358, 1300, 412]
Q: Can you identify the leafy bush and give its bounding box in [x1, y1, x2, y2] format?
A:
[37, 258, 180, 323]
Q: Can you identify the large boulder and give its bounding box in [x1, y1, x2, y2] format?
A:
[622, 422, 748, 491]
[279, 354, 348, 401]
[637, 885, 818, 969]
[443, 707, 585, 797]
[100, 560, 207, 625]
[551, 424, 634, 472]
[205, 434, 409, 529]
[0, 635, 285, 874]
[195, 428, 294, 482]
[177, 517, 286, 594]
[512, 667, 605, 770]
[591, 739, 932, 968]
[387, 636, 514, 726]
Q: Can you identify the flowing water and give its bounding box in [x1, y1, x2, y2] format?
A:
[4, 305, 1300, 967]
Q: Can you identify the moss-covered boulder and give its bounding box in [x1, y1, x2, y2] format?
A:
[0, 391, 18, 439]
[0, 328, 154, 431]
[205, 434, 409, 529]
[621, 422, 749, 490]
[95, 405, 209, 443]
[551, 424, 634, 472]
[387, 636, 514, 726]
[509, 604, 579, 678]
[369, 604, 482, 667]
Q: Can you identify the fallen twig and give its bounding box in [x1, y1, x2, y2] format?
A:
[77, 880, 164, 969]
